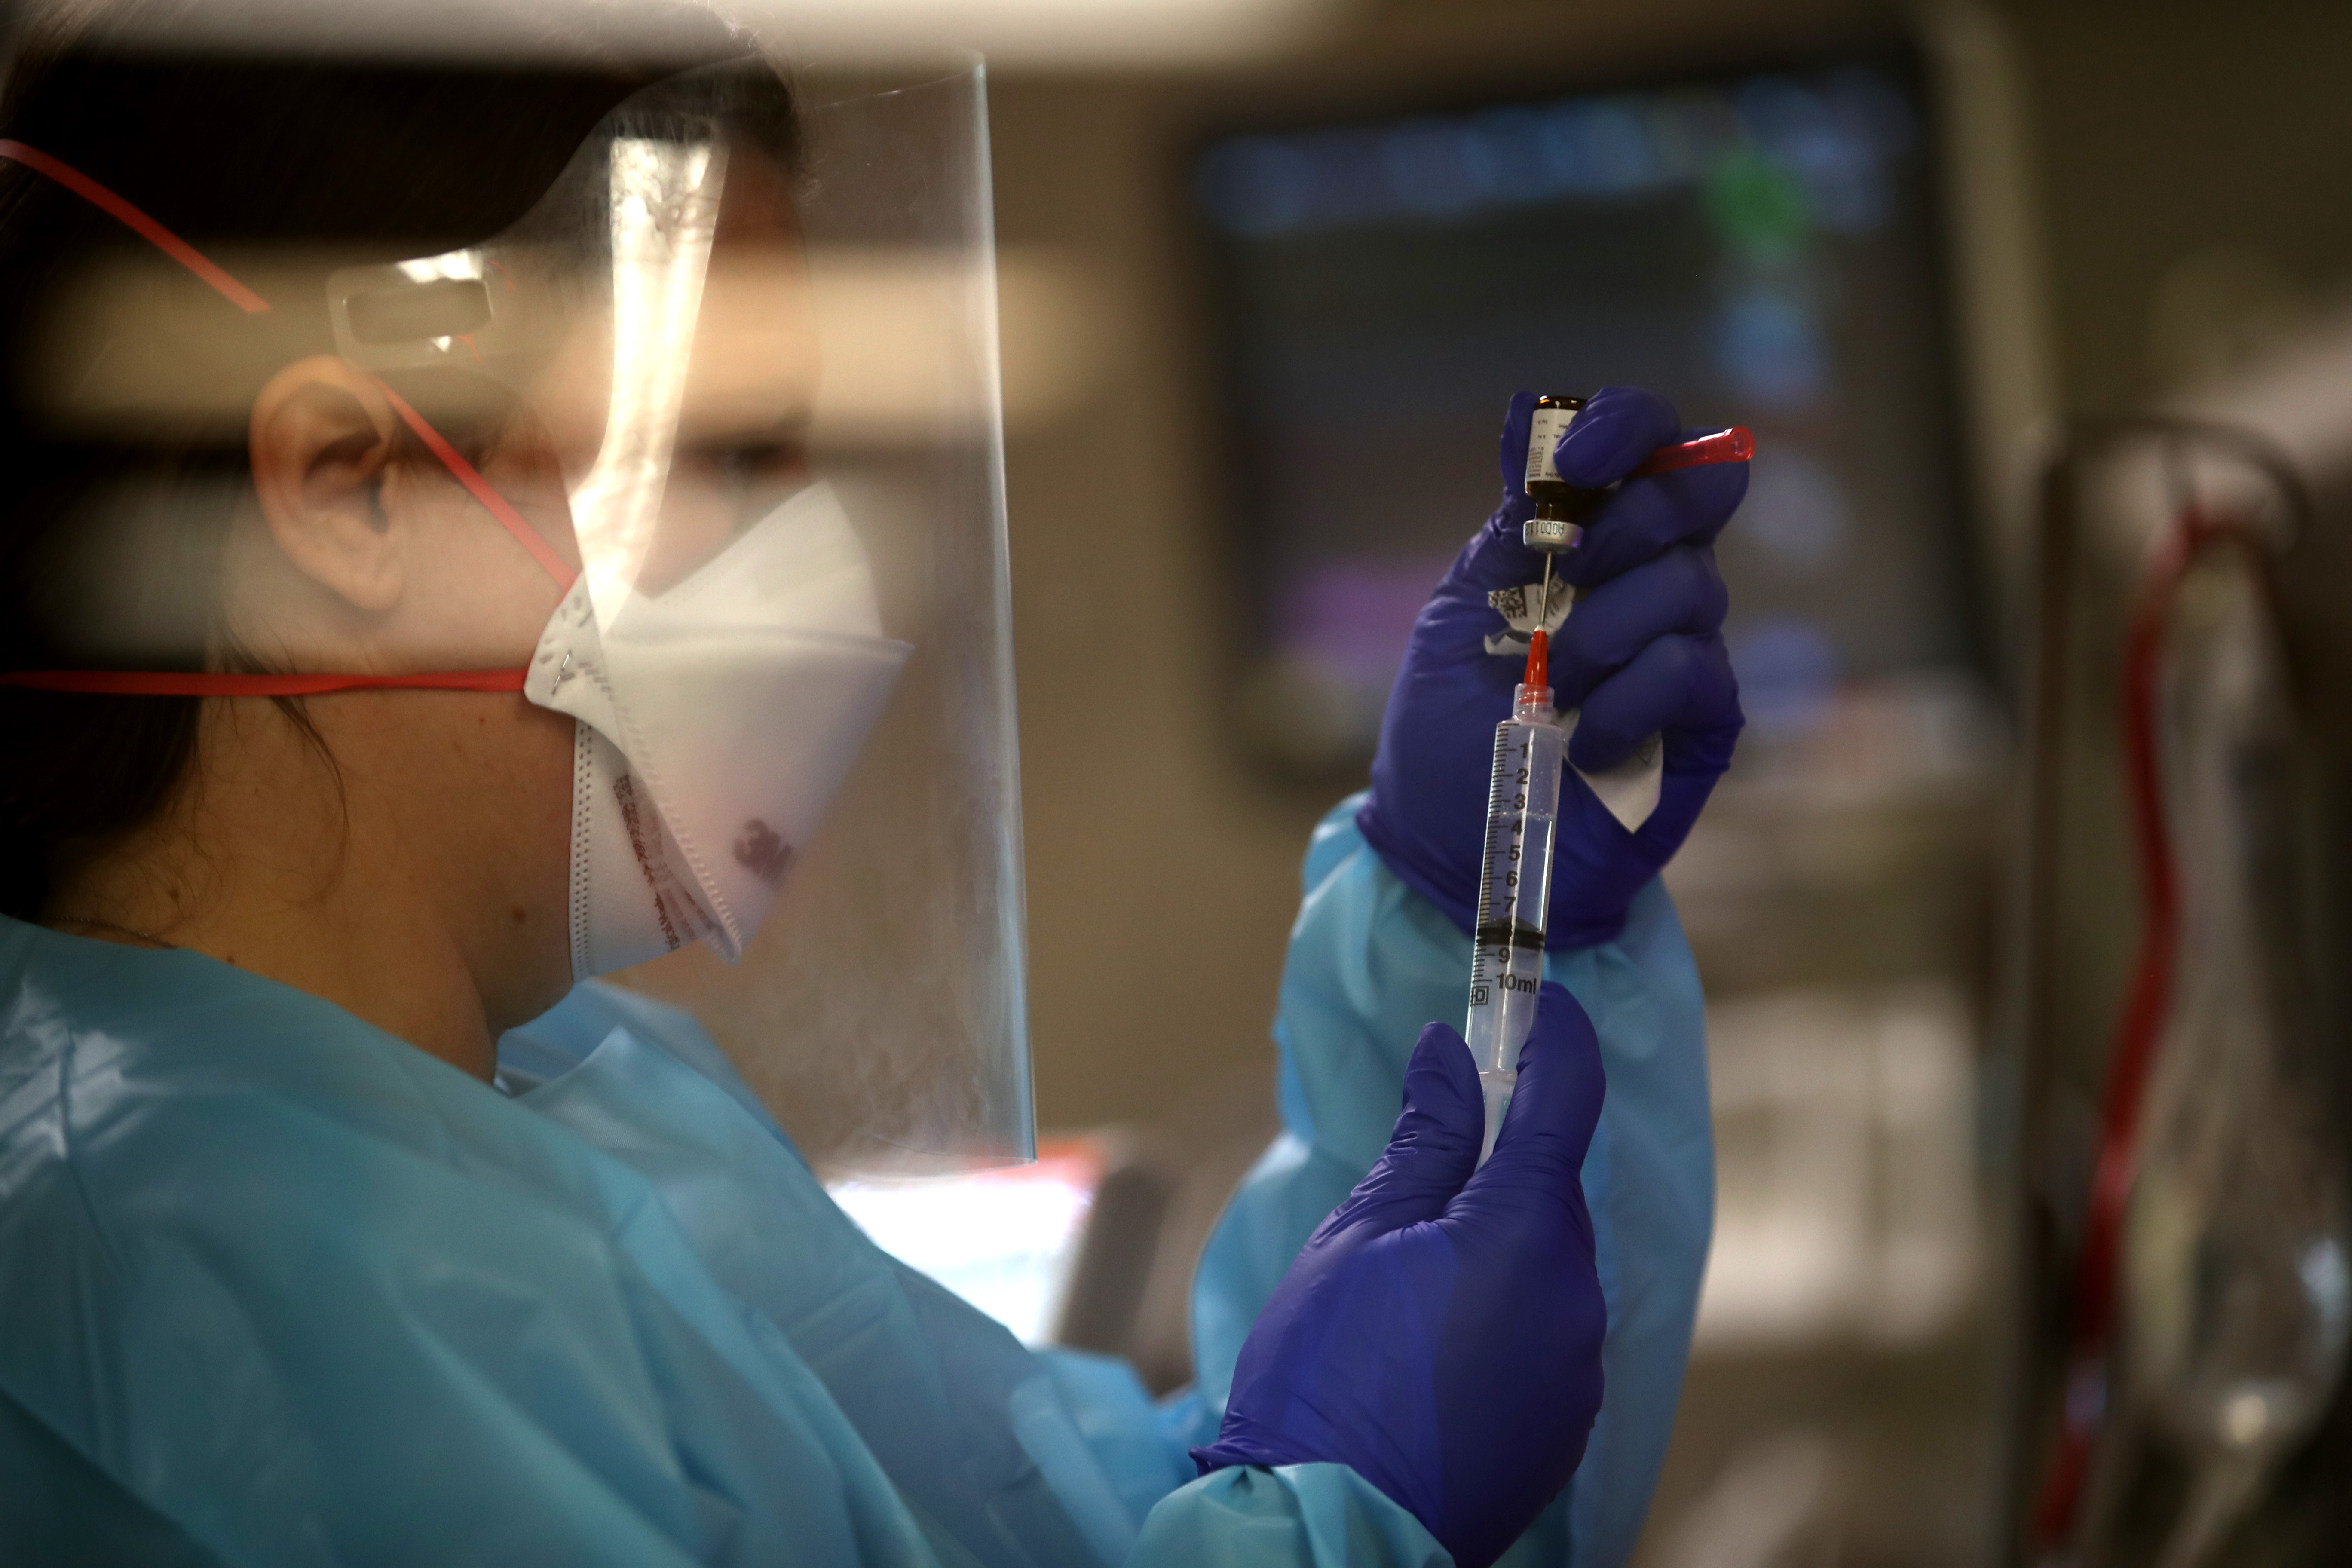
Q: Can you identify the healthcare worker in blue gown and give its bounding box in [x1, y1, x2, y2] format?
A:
[0, 12, 1745, 1568]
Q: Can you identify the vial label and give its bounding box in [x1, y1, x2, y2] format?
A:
[1524, 404, 1579, 490]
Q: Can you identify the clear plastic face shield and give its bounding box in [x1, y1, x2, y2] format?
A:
[9, 49, 1031, 1173]
[596, 61, 1032, 1176]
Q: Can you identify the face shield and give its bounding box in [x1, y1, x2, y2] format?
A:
[1, 49, 1031, 1174]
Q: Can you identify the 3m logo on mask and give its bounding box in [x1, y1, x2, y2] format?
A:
[527, 482, 914, 982]
[733, 820, 793, 887]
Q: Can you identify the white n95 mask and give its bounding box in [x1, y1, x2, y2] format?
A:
[525, 481, 913, 981]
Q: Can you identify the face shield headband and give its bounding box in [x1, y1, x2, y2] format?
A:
[0, 133, 916, 991]
[0, 138, 576, 696]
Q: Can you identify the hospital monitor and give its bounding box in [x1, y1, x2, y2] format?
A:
[1189, 48, 1984, 777]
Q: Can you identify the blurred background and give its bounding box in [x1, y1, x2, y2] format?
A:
[814, 0, 2352, 1564]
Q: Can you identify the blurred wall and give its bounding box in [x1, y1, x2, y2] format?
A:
[1995, 0, 2352, 416]
[996, 0, 2352, 1164]
[989, 76, 1314, 1138]
[986, 1, 2352, 1561]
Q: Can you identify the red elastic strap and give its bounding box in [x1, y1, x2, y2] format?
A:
[1630, 426, 1756, 478]
[0, 668, 529, 697]
[0, 140, 578, 692]
[0, 140, 271, 315]
[0, 138, 573, 589]
[375, 383, 578, 591]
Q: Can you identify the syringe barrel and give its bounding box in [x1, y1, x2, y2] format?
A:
[1463, 687, 1565, 1162]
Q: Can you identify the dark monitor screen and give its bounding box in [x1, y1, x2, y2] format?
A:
[1191, 53, 1980, 775]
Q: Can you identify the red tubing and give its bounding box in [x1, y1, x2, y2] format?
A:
[0, 668, 531, 697]
[1629, 426, 1755, 477]
[2030, 509, 2251, 1552]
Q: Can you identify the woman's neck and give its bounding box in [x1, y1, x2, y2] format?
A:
[47, 694, 576, 1081]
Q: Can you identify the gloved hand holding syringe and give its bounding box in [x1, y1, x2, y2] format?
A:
[1208, 385, 1750, 1567]
[1464, 396, 1754, 1161]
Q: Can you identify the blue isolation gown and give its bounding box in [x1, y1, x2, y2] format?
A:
[0, 798, 1710, 1567]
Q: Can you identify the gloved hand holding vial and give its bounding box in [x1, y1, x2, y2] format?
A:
[1360, 387, 1750, 962]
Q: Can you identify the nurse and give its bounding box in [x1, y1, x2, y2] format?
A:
[0, 6, 1745, 1566]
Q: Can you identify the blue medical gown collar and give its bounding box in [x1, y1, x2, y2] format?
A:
[0, 917, 1157, 1568]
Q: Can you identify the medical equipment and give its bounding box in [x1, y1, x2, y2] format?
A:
[2023, 420, 2349, 1565]
[1522, 393, 1596, 551]
[1459, 392, 1586, 1163]
[1461, 406, 1755, 1158]
[2124, 520, 2349, 1568]
[1523, 395, 1756, 554]
[1197, 57, 1966, 792]
[1356, 388, 1747, 952]
[1465, 665, 1567, 1163]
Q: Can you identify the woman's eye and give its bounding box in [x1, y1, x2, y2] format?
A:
[702, 440, 795, 482]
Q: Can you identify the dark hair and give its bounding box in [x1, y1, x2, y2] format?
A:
[0, 3, 774, 919]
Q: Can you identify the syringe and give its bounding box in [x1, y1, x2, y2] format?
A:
[1463, 406, 1756, 1160]
[1465, 630, 1567, 1165]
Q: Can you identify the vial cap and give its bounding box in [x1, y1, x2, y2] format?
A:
[1523, 516, 1581, 552]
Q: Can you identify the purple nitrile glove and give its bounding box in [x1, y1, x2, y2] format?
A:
[1191, 982, 1606, 1568]
[1357, 386, 1747, 948]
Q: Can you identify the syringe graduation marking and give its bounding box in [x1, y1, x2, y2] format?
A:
[1463, 678, 1565, 1165]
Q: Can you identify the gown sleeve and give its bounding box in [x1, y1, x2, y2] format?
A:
[1128, 1464, 1449, 1568]
[1160, 794, 1715, 1568]
[0, 1382, 228, 1568]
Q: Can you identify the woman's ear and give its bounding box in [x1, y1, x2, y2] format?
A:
[249, 357, 404, 614]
